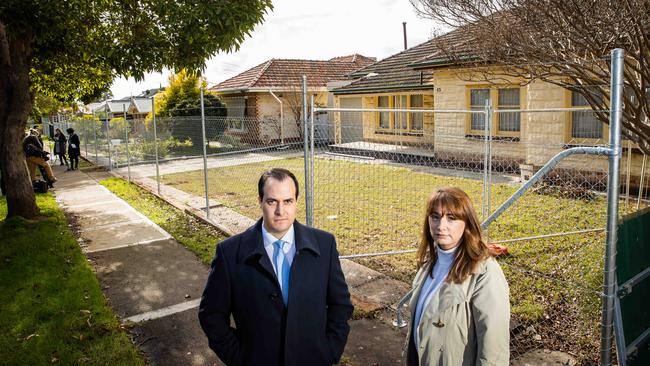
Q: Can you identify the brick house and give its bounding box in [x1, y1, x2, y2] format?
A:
[211, 54, 375, 143]
[332, 29, 646, 184]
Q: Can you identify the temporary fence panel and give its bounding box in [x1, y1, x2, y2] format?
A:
[64, 49, 650, 365]
[615, 207, 650, 366]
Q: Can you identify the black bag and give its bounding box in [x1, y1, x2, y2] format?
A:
[32, 179, 49, 193]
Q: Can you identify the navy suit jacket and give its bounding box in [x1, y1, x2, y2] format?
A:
[198, 219, 353, 366]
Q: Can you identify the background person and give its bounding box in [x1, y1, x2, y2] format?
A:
[406, 187, 510, 366]
[23, 129, 56, 184]
[199, 168, 353, 366]
[53, 128, 68, 168]
[66, 128, 80, 170]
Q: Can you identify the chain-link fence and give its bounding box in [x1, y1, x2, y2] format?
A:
[48, 51, 648, 364]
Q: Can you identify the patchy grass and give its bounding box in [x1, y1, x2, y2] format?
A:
[0, 194, 144, 365]
[99, 178, 225, 263]
[160, 156, 612, 362]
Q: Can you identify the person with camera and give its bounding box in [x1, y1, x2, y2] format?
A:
[23, 129, 57, 185]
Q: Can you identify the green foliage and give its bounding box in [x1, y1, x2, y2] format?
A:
[153, 70, 227, 143]
[0, 194, 144, 365]
[1, 0, 273, 102]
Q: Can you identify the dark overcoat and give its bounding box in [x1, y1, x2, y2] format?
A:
[198, 219, 353, 366]
[67, 133, 81, 157]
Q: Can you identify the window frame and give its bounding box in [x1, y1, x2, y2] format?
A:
[466, 85, 523, 138]
[564, 88, 607, 144]
[375, 93, 426, 133]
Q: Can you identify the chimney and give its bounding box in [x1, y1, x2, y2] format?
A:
[403, 22, 408, 50]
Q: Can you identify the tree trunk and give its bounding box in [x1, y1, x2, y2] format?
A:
[0, 22, 39, 219]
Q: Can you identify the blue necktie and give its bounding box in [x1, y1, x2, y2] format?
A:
[273, 240, 291, 305]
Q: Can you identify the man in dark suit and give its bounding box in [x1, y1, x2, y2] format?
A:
[199, 168, 353, 366]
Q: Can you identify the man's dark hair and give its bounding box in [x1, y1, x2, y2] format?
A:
[258, 168, 299, 200]
[66, 128, 75, 134]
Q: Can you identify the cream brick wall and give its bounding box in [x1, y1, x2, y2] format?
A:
[333, 70, 647, 180]
[432, 70, 525, 161]
[255, 92, 328, 142]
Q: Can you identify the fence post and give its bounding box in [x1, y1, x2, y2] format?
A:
[600, 47, 624, 366]
[106, 114, 112, 170]
[624, 140, 632, 212]
[92, 111, 98, 163]
[637, 154, 646, 210]
[152, 97, 161, 195]
[82, 117, 88, 157]
[124, 105, 131, 182]
[309, 94, 315, 226]
[487, 102, 493, 242]
[302, 75, 312, 226]
[483, 100, 489, 221]
[200, 86, 210, 219]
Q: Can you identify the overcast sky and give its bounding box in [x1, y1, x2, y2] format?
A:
[110, 0, 440, 99]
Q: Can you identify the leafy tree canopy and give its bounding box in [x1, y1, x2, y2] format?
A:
[0, 0, 272, 219]
[1, 0, 273, 101]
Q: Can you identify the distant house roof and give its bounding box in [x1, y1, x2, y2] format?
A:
[136, 87, 165, 98]
[212, 54, 375, 93]
[333, 27, 481, 95]
[129, 97, 153, 114]
[94, 100, 130, 114]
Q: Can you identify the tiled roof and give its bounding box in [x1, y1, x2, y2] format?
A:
[333, 27, 478, 94]
[409, 27, 480, 68]
[212, 55, 375, 91]
[332, 39, 440, 94]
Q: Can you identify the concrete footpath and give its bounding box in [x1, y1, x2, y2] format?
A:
[51, 164, 410, 366]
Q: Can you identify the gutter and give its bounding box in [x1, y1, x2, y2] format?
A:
[268, 88, 284, 143]
[333, 84, 433, 95]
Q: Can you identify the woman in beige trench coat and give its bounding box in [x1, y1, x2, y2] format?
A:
[406, 187, 510, 366]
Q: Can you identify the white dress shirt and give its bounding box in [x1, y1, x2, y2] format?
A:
[261, 222, 296, 291]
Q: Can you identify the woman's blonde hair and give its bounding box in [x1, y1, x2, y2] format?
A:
[416, 187, 492, 283]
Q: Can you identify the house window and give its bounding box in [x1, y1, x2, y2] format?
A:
[227, 118, 245, 132]
[468, 87, 521, 135]
[470, 89, 490, 131]
[498, 88, 520, 132]
[571, 90, 602, 139]
[378, 96, 390, 129]
[395, 95, 408, 129]
[376, 94, 425, 132]
[411, 95, 424, 130]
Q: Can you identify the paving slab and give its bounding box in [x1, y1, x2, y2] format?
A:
[83, 221, 169, 252]
[88, 239, 208, 318]
[341, 259, 411, 311]
[56, 191, 116, 207]
[76, 208, 142, 229]
[132, 308, 222, 366]
[61, 200, 129, 215]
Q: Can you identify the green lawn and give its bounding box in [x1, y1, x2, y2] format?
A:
[0, 194, 144, 365]
[160, 156, 615, 362]
[99, 178, 226, 264]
